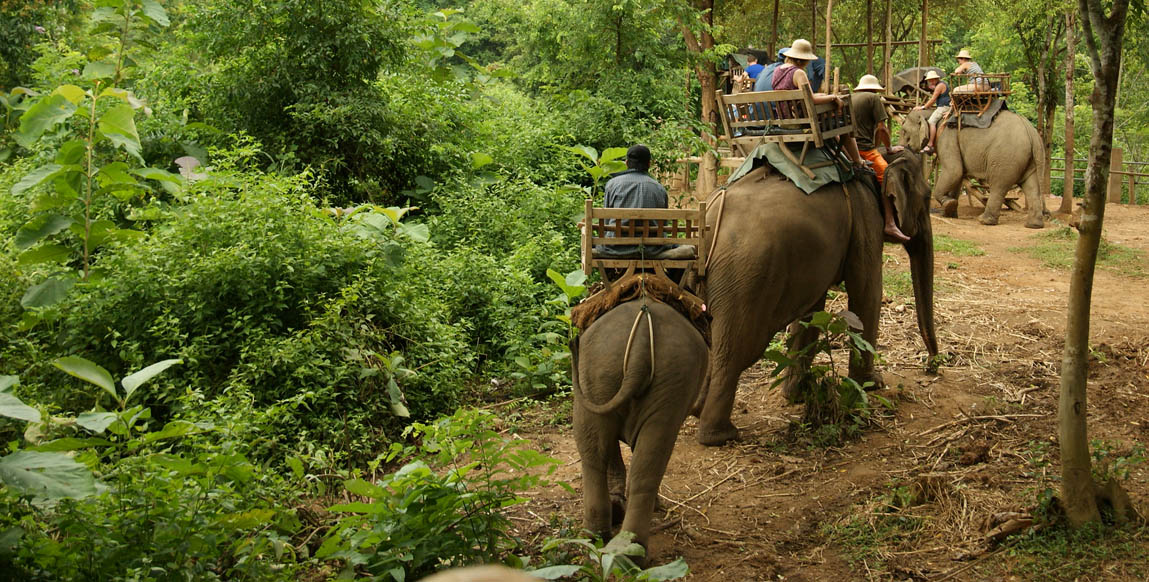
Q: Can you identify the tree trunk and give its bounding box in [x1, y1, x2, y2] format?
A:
[681, 0, 718, 189]
[1060, 10, 1076, 214]
[1060, 0, 1129, 528]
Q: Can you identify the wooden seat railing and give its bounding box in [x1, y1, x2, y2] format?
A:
[715, 83, 854, 179]
[949, 72, 1011, 121]
[581, 200, 710, 288]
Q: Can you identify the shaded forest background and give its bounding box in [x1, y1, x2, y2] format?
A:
[0, 0, 1146, 579]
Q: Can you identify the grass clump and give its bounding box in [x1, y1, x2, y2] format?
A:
[1009, 226, 1148, 277]
[991, 523, 1149, 581]
[934, 234, 986, 257]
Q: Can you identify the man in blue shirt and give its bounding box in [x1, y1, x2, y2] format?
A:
[755, 48, 825, 92]
[596, 145, 692, 259]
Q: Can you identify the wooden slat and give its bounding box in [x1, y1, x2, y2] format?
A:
[582, 199, 593, 276]
[590, 259, 700, 268]
[588, 208, 704, 219]
[590, 237, 704, 245]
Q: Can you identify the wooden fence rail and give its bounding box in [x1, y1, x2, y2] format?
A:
[1052, 148, 1147, 204]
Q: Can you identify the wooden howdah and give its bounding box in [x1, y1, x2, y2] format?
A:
[581, 200, 711, 290]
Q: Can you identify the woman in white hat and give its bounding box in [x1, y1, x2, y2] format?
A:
[913, 70, 950, 155]
[773, 39, 870, 169]
[852, 74, 910, 242]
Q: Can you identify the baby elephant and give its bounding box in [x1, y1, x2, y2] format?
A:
[572, 300, 708, 555]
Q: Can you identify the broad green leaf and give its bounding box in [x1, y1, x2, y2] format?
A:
[527, 566, 582, 580]
[397, 222, 429, 243]
[31, 437, 112, 452]
[0, 376, 16, 392]
[140, 0, 170, 26]
[386, 378, 410, 418]
[140, 420, 203, 444]
[602, 160, 627, 175]
[600, 147, 628, 164]
[82, 61, 117, 81]
[52, 85, 86, 105]
[54, 356, 117, 402]
[20, 277, 76, 308]
[564, 269, 587, 289]
[565, 144, 598, 162]
[18, 244, 71, 265]
[16, 95, 78, 147]
[0, 451, 97, 501]
[15, 214, 74, 249]
[97, 161, 137, 186]
[326, 501, 385, 513]
[12, 163, 78, 196]
[97, 104, 141, 160]
[121, 358, 182, 400]
[470, 152, 493, 169]
[75, 411, 118, 434]
[638, 558, 689, 581]
[0, 393, 40, 423]
[56, 140, 86, 165]
[99, 87, 130, 102]
[343, 478, 388, 499]
[286, 456, 304, 479]
[132, 167, 183, 195]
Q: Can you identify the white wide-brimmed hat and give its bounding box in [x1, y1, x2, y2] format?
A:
[855, 74, 885, 91]
[955, 49, 973, 59]
[782, 39, 818, 61]
[924, 70, 943, 81]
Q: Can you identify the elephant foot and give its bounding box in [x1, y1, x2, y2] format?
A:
[977, 212, 999, 226]
[941, 197, 958, 218]
[1025, 217, 1044, 229]
[610, 494, 626, 526]
[696, 420, 739, 446]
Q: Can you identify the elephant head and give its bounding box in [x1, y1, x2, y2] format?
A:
[899, 110, 930, 153]
[883, 150, 940, 361]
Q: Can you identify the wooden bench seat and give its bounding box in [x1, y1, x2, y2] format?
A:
[581, 201, 710, 289]
[949, 72, 1011, 122]
[715, 84, 855, 179]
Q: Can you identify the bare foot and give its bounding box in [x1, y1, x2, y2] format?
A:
[884, 224, 911, 243]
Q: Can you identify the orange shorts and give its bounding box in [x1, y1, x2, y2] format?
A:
[858, 148, 888, 185]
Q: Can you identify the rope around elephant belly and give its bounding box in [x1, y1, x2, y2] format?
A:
[704, 189, 728, 274]
[622, 305, 656, 387]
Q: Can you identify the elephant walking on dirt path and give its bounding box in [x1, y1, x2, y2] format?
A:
[572, 300, 708, 556]
[901, 109, 1048, 228]
[695, 152, 938, 446]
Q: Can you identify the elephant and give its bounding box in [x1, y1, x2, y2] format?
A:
[900, 108, 1047, 228]
[572, 300, 708, 555]
[695, 151, 938, 446]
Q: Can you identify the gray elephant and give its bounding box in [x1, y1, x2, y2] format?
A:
[901, 109, 1047, 228]
[572, 300, 708, 554]
[695, 152, 938, 446]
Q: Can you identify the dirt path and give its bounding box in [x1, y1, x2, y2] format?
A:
[510, 196, 1149, 581]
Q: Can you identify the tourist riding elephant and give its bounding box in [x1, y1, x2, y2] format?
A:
[900, 109, 1047, 228]
[572, 300, 708, 555]
[695, 152, 938, 446]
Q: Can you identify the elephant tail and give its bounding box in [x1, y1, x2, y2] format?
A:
[572, 307, 655, 416]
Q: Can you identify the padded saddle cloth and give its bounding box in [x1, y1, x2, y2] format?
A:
[726, 141, 848, 194]
[570, 273, 711, 345]
[944, 97, 1007, 129]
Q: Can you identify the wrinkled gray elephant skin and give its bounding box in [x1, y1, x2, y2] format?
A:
[572, 301, 708, 556]
[695, 152, 939, 446]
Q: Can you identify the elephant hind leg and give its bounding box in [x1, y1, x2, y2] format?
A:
[778, 298, 827, 403]
[575, 411, 617, 540]
[933, 163, 965, 218]
[608, 442, 627, 525]
[1020, 171, 1046, 228]
[620, 419, 682, 563]
[978, 183, 1011, 226]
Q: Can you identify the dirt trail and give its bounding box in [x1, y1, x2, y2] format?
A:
[510, 196, 1149, 581]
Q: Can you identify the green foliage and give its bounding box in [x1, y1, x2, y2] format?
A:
[996, 522, 1149, 582]
[318, 409, 562, 581]
[934, 234, 986, 257]
[763, 311, 888, 444]
[1089, 439, 1146, 483]
[531, 531, 689, 581]
[1009, 227, 1149, 277]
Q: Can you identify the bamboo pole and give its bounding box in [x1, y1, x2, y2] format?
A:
[825, 0, 833, 78]
[811, 0, 817, 46]
[867, 0, 874, 74]
[769, 0, 780, 56]
[1060, 10, 1076, 213]
[884, 0, 893, 90]
[919, 0, 929, 67]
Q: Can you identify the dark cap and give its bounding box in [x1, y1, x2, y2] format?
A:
[626, 144, 651, 168]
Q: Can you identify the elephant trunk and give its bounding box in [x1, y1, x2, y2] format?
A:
[906, 221, 939, 361]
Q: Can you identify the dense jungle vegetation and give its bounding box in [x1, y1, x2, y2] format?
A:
[0, 0, 1146, 579]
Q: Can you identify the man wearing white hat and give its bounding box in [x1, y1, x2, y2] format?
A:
[852, 74, 909, 242]
[952, 48, 987, 92]
[913, 70, 950, 155]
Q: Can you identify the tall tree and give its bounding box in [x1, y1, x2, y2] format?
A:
[1058, 10, 1077, 214]
[1011, 3, 1067, 200]
[1059, 0, 1137, 527]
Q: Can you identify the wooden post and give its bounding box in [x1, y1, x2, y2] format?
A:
[884, 0, 893, 90]
[811, 0, 817, 46]
[824, 0, 833, 77]
[1128, 173, 1136, 204]
[1107, 147, 1123, 203]
[866, 0, 874, 75]
[697, 150, 717, 200]
[769, 0, 780, 56]
[919, 0, 929, 67]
